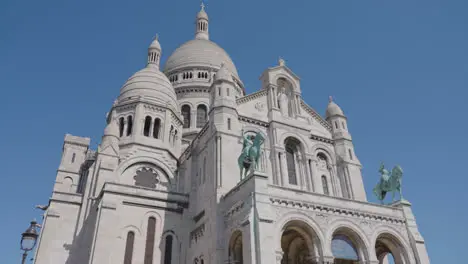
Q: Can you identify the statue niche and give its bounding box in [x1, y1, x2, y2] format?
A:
[277, 78, 293, 117]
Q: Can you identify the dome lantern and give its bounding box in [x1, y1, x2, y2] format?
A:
[195, 3, 209, 40]
[147, 34, 161, 69]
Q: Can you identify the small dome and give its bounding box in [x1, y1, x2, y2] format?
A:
[214, 62, 233, 82]
[326, 97, 345, 118]
[119, 67, 178, 111]
[163, 39, 239, 80]
[197, 7, 208, 20]
[149, 35, 161, 50]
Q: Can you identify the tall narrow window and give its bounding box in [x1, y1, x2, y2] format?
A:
[144, 116, 152, 137]
[153, 118, 161, 139]
[322, 176, 329, 195]
[227, 88, 230, 96]
[342, 121, 346, 130]
[227, 118, 231, 130]
[127, 116, 133, 136]
[144, 217, 156, 264]
[197, 105, 207, 128]
[181, 105, 191, 128]
[173, 130, 178, 146]
[335, 121, 338, 129]
[71, 153, 76, 163]
[164, 235, 173, 264]
[348, 149, 353, 160]
[119, 117, 125, 137]
[124, 231, 135, 264]
[285, 137, 300, 185]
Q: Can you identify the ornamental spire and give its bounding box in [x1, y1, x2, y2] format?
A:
[195, 2, 209, 40]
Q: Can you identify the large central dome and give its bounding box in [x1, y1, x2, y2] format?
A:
[163, 39, 239, 79]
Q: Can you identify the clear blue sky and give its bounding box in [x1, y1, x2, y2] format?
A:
[1, 0, 466, 263]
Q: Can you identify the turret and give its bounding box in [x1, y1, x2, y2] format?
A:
[326, 97, 366, 201]
[209, 62, 239, 132]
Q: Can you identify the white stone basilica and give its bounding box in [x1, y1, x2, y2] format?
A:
[33, 5, 430, 264]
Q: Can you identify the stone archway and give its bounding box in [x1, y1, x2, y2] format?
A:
[229, 231, 243, 264]
[331, 227, 368, 264]
[280, 220, 321, 264]
[375, 233, 408, 264]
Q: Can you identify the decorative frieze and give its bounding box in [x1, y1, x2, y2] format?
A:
[190, 223, 205, 245]
[270, 197, 406, 225]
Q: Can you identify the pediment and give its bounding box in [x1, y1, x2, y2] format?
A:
[237, 90, 269, 122]
[300, 100, 333, 137]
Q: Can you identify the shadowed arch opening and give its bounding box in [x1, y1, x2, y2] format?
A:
[280, 220, 321, 264]
[181, 105, 191, 128]
[284, 137, 302, 185]
[375, 233, 408, 264]
[331, 227, 368, 264]
[229, 231, 243, 264]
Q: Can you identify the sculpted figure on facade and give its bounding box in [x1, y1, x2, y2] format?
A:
[277, 86, 289, 116]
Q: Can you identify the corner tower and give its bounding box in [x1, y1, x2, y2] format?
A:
[326, 96, 367, 201]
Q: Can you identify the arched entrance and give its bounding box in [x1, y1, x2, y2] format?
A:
[331, 227, 368, 264]
[375, 233, 408, 264]
[280, 220, 321, 264]
[229, 231, 243, 264]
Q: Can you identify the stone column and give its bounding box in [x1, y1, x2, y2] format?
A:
[191, 110, 196, 129]
[149, 118, 154, 138]
[274, 150, 282, 185]
[305, 157, 314, 192]
[310, 159, 319, 193]
[294, 152, 302, 187]
[280, 151, 289, 186]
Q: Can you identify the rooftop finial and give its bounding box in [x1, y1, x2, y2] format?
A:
[279, 57, 285, 66]
[195, 1, 209, 40]
[329, 96, 333, 103]
[154, 34, 159, 41]
[201, 1, 205, 10]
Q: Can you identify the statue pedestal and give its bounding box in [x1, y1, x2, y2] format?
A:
[392, 199, 431, 264]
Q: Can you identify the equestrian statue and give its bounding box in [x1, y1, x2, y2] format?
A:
[237, 132, 265, 180]
[373, 162, 404, 204]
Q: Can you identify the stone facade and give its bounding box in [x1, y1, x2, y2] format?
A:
[33, 5, 430, 264]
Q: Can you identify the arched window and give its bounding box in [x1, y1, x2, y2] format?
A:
[181, 105, 191, 128]
[124, 231, 135, 264]
[119, 117, 125, 137]
[227, 118, 231, 130]
[285, 137, 301, 185]
[164, 235, 173, 264]
[229, 231, 243, 264]
[144, 217, 156, 264]
[322, 175, 329, 195]
[143, 116, 152, 137]
[127, 116, 133, 136]
[332, 234, 359, 263]
[173, 130, 178, 146]
[197, 105, 207, 128]
[153, 118, 161, 139]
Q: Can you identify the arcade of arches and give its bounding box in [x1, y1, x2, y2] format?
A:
[227, 221, 407, 264]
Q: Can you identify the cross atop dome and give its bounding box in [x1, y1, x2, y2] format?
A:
[329, 96, 334, 103]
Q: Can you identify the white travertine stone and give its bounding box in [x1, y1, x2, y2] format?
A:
[34, 5, 430, 264]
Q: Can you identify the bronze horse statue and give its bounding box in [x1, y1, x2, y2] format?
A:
[237, 132, 265, 180]
[373, 162, 404, 204]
